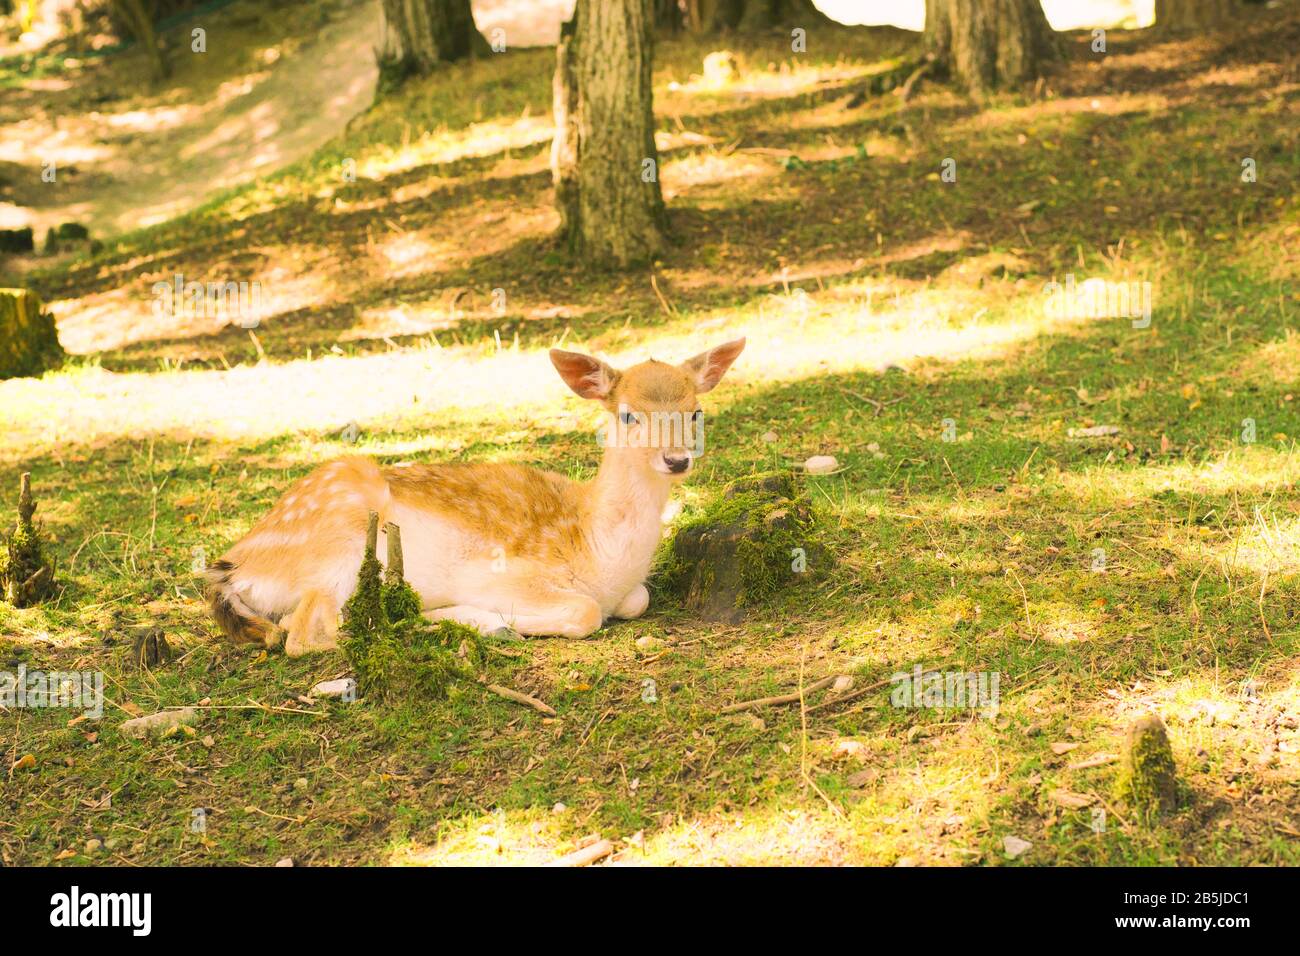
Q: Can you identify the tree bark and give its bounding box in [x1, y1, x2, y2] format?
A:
[551, 0, 667, 267]
[111, 0, 169, 82]
[378, 0, 489, 84]
[655, 0, 684, 32]
[1155, 0, 1237, 32]
[0, 288, 64, 380]
[682, 0, 831, 32]
[737, 0, 835, 31]
[925, 0, 1057, 93]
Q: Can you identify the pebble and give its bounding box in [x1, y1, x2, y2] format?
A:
[803, 455, 838, 474]
[310, 678, 356, 698]
[1003, 835, 1032, 859]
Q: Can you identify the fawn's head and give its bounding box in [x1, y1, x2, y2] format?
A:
[550, 338, 746, 481]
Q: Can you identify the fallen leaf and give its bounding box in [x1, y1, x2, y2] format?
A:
[1050, 789, 1096, 809]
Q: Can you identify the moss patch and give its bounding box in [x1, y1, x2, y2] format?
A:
[339, 515, 480, 703]
[0, 289, 64, 380]
[1114, 714, 1180, 824]
[657, 472, 827, 621]
[0, 472, 56, 607]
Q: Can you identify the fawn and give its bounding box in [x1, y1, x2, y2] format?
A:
[205, 338, 745, 656]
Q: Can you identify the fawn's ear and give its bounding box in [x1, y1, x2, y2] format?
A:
[550, 348, 620, 400]
[681, 337, 746, 393]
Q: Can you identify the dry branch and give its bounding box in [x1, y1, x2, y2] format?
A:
[720, 675, 840, 714]
[484, 682, 556, 716]
[545, 838, 613, 867]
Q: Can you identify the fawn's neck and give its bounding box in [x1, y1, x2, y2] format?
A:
[586, 451, 672, 563]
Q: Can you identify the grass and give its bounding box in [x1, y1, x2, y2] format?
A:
[2, 4, 1300, 865]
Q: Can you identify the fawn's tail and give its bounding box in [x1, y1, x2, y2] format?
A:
[203, 559, 283, 648]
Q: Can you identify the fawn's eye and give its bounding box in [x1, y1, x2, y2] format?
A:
[619, 410, 638, 426]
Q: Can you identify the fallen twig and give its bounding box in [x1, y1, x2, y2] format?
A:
[545, 838, 613, 867]
[805, 669, 943, 715]
[484, 682, 556, 716]
[721, 675, 840, 714]
[1067, 753, 1119, 771]
[834, 385, 905, 417]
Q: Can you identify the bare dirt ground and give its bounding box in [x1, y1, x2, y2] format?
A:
[0, 0, 576, 241]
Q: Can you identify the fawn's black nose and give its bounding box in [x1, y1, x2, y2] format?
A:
[663, 454, 691, 474]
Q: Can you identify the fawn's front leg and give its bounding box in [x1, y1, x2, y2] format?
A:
[612, 583, 649, 620]
[283, 589, 340, 657]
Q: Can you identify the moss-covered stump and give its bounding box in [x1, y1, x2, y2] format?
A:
[1114, 714, 1179, 822]
[131, 628, 174, 670]
[339, 514, 480, 702]
[0, 288, 64, 380]
[0, 473, 57, 607]
[0, 227, 34, 253]
[658, 472, 825, 623]
[43, 222, 93, 254]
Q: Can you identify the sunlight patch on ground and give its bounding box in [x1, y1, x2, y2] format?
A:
[659, 56, 891, 106]
[1056, 449, 1300, 507]
[393, 803, 859, 866]
[51, 257, 336, 354]
[661, 149, 774, 196]
[357, 115, 554, 182]
[1214, 511, 1300, 578]
[1229, 328, 1300, 387]
[7, 270, 1124, 458]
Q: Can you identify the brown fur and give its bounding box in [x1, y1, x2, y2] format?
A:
[203, 339, 746, 653]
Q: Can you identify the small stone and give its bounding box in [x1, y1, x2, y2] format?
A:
[310, 678, 356, 698]
[119, 708, 198, 739]
[803, 455, 838, 475]
[1003, 835, 1032, 859]
[635, 635, 665, 652]
[275, 857, 294, 867]
[552, 802, 568, 813]
[831, 675, 854, 693]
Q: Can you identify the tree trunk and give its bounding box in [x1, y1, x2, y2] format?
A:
[655, 0, 683, 32]
[0, 288, 64, 380]
[551, 0, 666, 267]
[683, 0, 830, 32]
[111, 0, 169, 82]
[1155, 0, 1237, 32]
[378, 0, 489, 84]
[925, 0, 1057, 94]
[737, 0, 835, 31]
